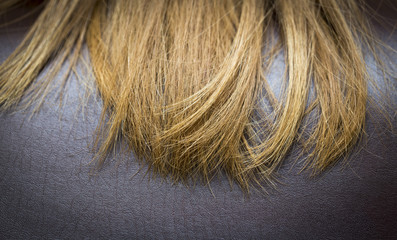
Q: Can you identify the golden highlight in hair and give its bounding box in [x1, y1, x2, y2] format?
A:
[0, 0, 395, 191]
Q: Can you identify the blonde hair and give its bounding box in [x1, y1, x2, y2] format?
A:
[0, 0, 395, 191]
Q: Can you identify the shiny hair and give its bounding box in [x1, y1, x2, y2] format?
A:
[0, 0, 395, 191]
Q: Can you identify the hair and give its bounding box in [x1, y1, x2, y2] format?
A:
[0, 0, 395, 191]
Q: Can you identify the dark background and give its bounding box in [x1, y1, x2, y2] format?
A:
[0, 1, 396, 239]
